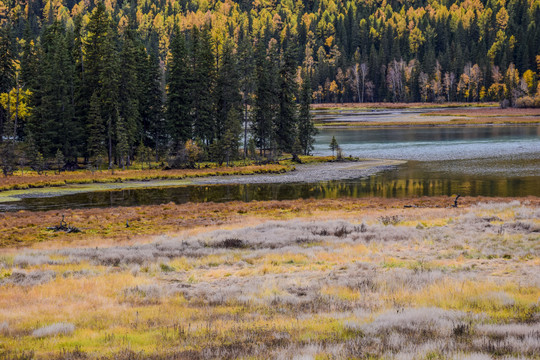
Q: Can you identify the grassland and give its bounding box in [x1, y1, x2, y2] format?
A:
[1, 197, 539, 359]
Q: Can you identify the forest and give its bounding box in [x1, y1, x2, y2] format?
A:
[0, 0, 539, 169]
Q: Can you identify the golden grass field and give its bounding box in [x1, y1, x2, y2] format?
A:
[1, 197, 539, 359]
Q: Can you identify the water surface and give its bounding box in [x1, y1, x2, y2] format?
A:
[1, 124, 538, 211]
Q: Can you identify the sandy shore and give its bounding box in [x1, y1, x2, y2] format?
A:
[193, 159, 404, 185]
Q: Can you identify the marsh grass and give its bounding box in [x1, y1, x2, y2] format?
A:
[1, 201, 539, 358]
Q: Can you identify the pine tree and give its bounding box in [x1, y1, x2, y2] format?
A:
[166, 27, 191, 149]
[191, 25, 216, 146]
[252, 35, 279, 158]
[116, 114, 129, 169]
[237, 27, 255, 158]
[87, 91, 105, 161]
[141, 52, 165, 160]
[220, 107, 242, 165]
[298, 71, 318, 155]
[28, 22, 77, 159]
[55, 148, 65, 173]
[275, 39, 298, 154]
[118, 19, 142, 165]
[329, 136, 339, 157]
[215, 40, 241, 144]
[99, 22, 119, 167]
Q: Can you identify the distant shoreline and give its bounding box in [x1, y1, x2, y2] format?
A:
[313, 103, 540, 127]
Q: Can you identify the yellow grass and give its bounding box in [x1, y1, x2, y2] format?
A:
[1, 198, 539, 358]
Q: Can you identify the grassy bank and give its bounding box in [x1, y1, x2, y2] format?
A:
[0, 164, 293, 193]
[0, 198, 539, 358]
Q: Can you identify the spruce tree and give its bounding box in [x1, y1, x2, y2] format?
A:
[252, 35, 279, 158]
[276, 38, 298, 154]
[99, 22, 119, 167]
[215, 40, 241, 144]
[329, 136, 339, 157]
[166, 27, 191, 149]
[191, 25, 216, 146]
[237, 27, 255, 158]
[29, 22, 77, 159]
[141, 52, 165, 160]
[298, 71, 318, 155]
[116, 114, 129, 169]
[87, 91, 105, 161]
[118, 20, 142, 165]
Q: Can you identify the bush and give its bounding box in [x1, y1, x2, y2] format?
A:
[32, 322, 75, 338]
[515, 96, 535, 108]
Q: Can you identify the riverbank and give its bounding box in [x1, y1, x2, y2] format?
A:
[313, 103, 540, 127]
[311, 102, 498, 110]
[0, 164, 291, 193]
[1, 198, 539, 358]
[0, 160, 400, 205]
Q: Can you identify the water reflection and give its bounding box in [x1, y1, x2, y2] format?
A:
[5, 166, 538, 211]
[1, 125, 538, 211]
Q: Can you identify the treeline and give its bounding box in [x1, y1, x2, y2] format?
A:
[0, 2, 317, 173]
[2, 0, 540, 103]
[1, 0, 540, 171]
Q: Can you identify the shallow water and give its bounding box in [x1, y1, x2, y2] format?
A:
[1, 124, 539, 211]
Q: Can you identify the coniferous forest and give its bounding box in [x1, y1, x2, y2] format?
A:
[0, 0, 539, 170]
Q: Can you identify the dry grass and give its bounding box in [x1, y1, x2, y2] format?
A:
[3, 196, 538, 249]
[0, 199, 539, 358]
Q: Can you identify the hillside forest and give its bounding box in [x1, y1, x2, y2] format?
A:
[0, 0, 540, 170]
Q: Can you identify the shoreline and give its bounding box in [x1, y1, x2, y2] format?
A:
[313, 103, 540, 127]
[0, 160, 402, 205]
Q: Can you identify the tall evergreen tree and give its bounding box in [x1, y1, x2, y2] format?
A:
[252, 36, 279, 158]
[141, 52, 165, 160]
[191, 25, 216, 146]
[166, 27, 191, 149]
[118, 20, 142, 165]
[99, 22, 119, 167]
[28, 22, 77, 159]
[237, 26, 255, 158]
[87, 91, 105, 160]
[298, 70, 318, 155]
[275, 38, 298, 154]
[215, 40, 241, 143]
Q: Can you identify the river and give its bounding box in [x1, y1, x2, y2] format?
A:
[1, 124, 539, 211]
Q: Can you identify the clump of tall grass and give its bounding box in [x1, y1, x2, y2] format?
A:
[121, 284, 167, 305]
[32, 322, 75, 338]
[1, 269, 56, 286]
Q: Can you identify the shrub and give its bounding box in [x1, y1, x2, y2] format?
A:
[515, 96, 535, 108]
[32, 322, 75, 338]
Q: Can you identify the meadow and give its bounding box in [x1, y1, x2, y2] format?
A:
[0, 198, 539, 359]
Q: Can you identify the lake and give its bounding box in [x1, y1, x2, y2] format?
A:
[1, 124, 539, 211]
